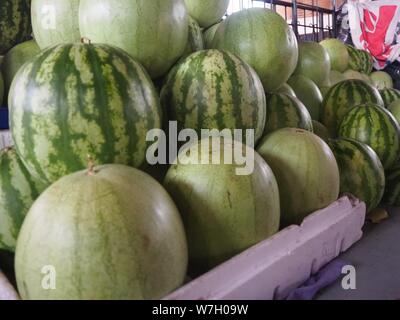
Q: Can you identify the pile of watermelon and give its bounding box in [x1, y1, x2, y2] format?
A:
[0, 0, 400, 300]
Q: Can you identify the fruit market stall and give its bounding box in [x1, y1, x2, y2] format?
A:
[1, 0, 400, 301]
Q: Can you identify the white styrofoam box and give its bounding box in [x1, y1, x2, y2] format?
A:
[0, 196, 366, 301]
[0, 130, 13, 150]
[0, 270, 18, 300]
[165, 196, 366, 300]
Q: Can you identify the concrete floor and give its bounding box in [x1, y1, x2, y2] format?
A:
[317, 207, 400, 300]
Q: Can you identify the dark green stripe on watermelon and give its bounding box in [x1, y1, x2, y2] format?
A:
[338, 103, 400, 169]
[0, 0, 32, 55]
[161, 49, 266, 144]
[321, 79, 384, 136]
[379, 88, 400, 108]
[264, 93, 313, 135]
[9, 43, 162, 184]
[0, 147, 46, 251]
[383, 166, 400, 206]
[328, 138, 385, 212]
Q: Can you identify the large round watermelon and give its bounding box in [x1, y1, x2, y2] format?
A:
[370, 71, 393, 90]
[0, 147, 47, 252]
[338, 103, 400, 169]
[0, 0, 32, 55]
[346, 45, 363, 72]
[203, 23, 220, 49]
[321, 79, 384, 136]
[31, 0, 81, 50]
[164, 138, 280, 276]
[212, 8, 298, 92]
[9, 43, 162, 184]
[328, 138, 385, 212]
[184, 0, 229, 28]
[383, 165, 400, 206]
[264, 93, 313, 135]
[15, 164, 188, 299]
[183, 17, 204, 56]
[293, 41, 331, 87]
[320, 39, 349, 72]
[287, 75, 323, 120]
[161, 49, 266, 144]
[79, 0, 189, 79]
[1, 40, 41, 96]
[257, 128, 340, 227]
[379, 88, 400, 108]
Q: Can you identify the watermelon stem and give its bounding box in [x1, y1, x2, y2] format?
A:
[81, 37, 92, 44]
[87, 155, 96, 176]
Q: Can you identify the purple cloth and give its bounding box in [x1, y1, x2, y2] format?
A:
[286, 259, 348, 300]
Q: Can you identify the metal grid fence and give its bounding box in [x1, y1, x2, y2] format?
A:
[228, 0, 338, 41]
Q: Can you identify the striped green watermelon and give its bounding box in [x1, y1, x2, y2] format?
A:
[321, 79, 384, 136]
[287, 75, 323, 120]
[379, 88, 400, 108]
[79, 0, 189, 79]
[0, 73, 3, 105]
[383, 165, 400, 206]
[161, 49, 266, 143]
[388, 100, 400, 123]
[9, 43, 162, 184]
[1, 40, 41, 96]
[264, 93, 313, 135]
[31, 0, 80, 50]
[212, 8, 298, 92]
[338, 103, 400, 169]
[312, 120, 330, 142]
[257, 128, 340, 227]
[203, 23, 221, 49]
[0, 0, 32, 55]
[164, 138, 280, 276]
[184, 0, 229, 28]
[347, 45, 362, 72]
[15, 164, 188, 299]
[328, 138, 385, 212]
[359, 50, 374, 74]
[0, 148, 46, 252]
[183, 17, 204, 56]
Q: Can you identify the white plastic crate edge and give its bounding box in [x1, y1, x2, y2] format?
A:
[165, 196, 366, 300]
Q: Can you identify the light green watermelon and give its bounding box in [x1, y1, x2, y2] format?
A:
[264, 93, 313, 135]
[293, 41, 331, 87]
[0, 0, 32, 55]
[312, 120, 330, 142]
[15, 164, 188, 299]
[287, 75, 323, 120]
[328, 138, 385, 212]
[257, 128, 340, 227]
[343, 69, 367, 81]
[79, 0, 189, 79]
[203, 22, 220, 49]
[321, 79, 384, 135]
[9, 43, 162, 184]
[0, 147, 47, 252]
[212, 8, 298, 92]
[338, 103, 400, 169]
[31, 0, 80, 50]
[276, 83, 297, 97]
[379, 88, 400, 108]
[329, 70, 346, 86]
[370, 71, 393, 90]
[184, 0, 229, 28]
[320, 39, 349, 72]
[164, 138, 280, 276]
[1, 40, 41, 96]
[161, 49, 267, 144]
